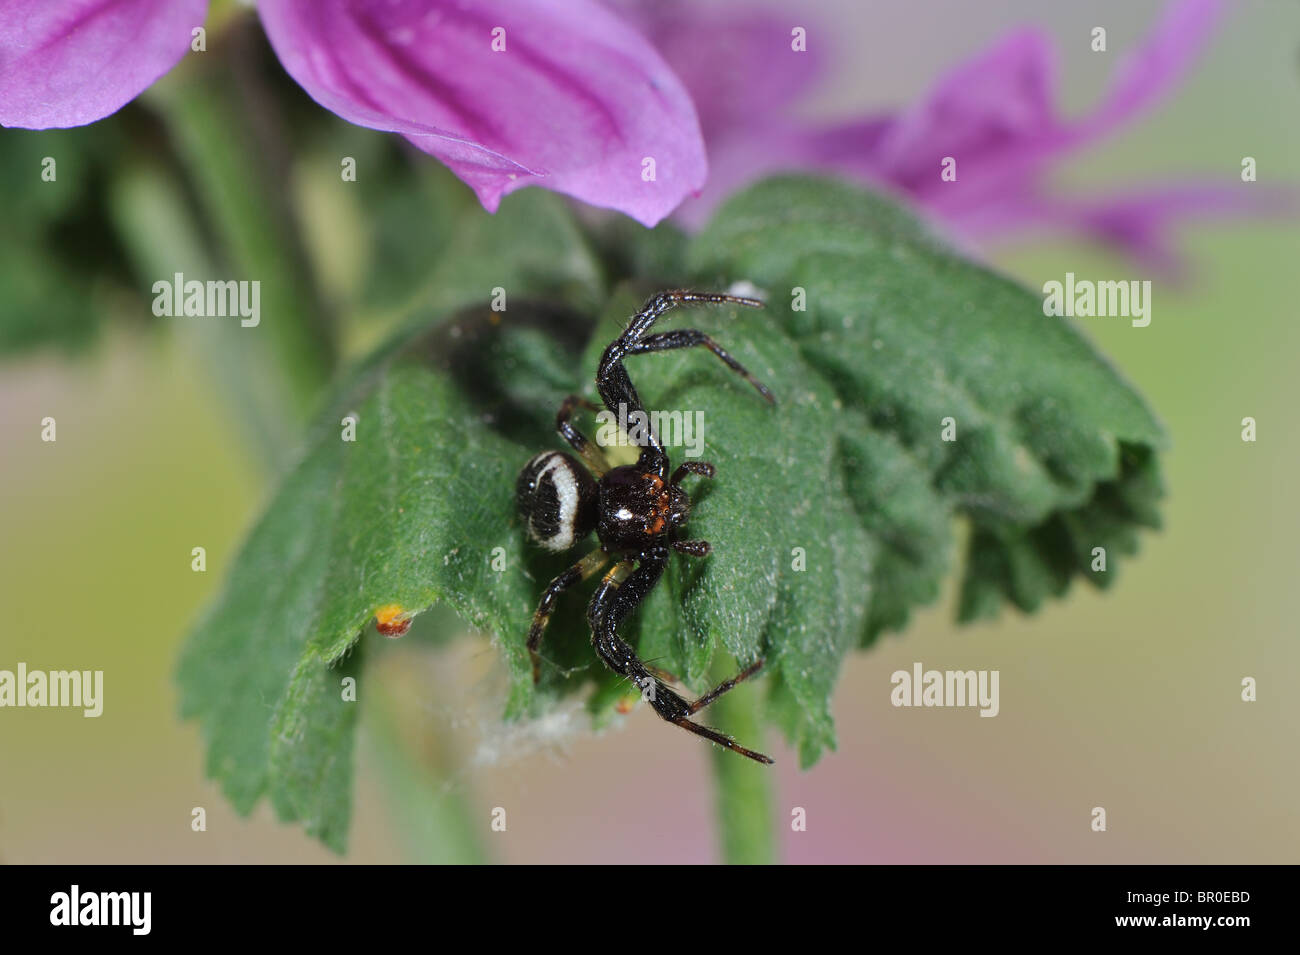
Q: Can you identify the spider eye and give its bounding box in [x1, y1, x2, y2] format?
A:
[517, 451, 596, 551]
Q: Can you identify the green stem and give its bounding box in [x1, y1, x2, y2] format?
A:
[149, 24, 336, 430]
[107, 162, 296, 469]
[708, 656, 779, 864]
[365, 688, 487, 865]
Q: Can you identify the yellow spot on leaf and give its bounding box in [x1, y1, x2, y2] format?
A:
[375, 604, 412, 637]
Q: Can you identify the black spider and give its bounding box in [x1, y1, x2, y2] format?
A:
[516, 290, 776, 765]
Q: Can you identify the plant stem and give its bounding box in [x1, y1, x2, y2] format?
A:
[107, 162, 296, 470]
[150, 23, 336, 432]
[708, 656, 779, 864]
[365, 687, 487, 865]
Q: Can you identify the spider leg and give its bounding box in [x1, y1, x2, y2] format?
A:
[527, 547, 608, 683]
[671, 539, 711, 557]
[687, 658, 766, 714]
[643, 662, 682, 684]
[666, 713, 774, 765]
[670, 465, 715, 558]
[671, 461, 715, 484]
[587, 549, 773, 765]
[597, 291, 765, 478]
[594, 350, 664, 478]
[619, 290, 764, 346]
[556, 394, 610, 476]
[629, 331, 775, 405]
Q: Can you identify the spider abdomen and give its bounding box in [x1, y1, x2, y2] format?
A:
[517, 451, 597, 552]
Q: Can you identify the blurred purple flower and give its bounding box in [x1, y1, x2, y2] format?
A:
[637, 0, 1278, 273]
[0, 0, 707, 226]
[0, 0, 208, 127]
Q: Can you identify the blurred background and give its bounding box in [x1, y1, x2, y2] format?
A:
[1, 0, 1297, 863]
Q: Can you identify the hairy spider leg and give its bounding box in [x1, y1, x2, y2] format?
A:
[596, 291, 768, 478]
[671, 461, 716, 483]
[587, 549, 774, 764]
[527, 547, 609, 683]
[556, 394, 610, 477]
[642, 662, 682, 684]
[595, 344, 659, 475]
[668, 461, 716, 557]
[630, 331, 775, 405]
[621, 290, 764, 344]
[671, 539, 711, 557]
[687, 658, 767, 715]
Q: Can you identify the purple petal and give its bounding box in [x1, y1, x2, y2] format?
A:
[1074, 0, 1225, 144]
[257, 0, 707, 226]
[821, 0, 1227, 211]
[670, 117, 819, 230]
[954, 184, 1294, 278]
[609, 0, 823, 141]
[865, 28, 1062, 198]
[672, 22, 1074, 225]
[0, 0, 209, 129]
[673, 0, 1252, 276]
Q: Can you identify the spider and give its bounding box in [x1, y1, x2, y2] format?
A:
[515, 290, 777, 765]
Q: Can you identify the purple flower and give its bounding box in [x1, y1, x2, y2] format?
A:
[642, 0, 1280, 272]
[0, 0, 209, 128]
[0, 0, 707, 226]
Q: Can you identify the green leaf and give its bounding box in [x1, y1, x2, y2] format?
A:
[177, 189, 606, 852]
[690, 176, 1166, 650]
[179, 175, 1166, 850]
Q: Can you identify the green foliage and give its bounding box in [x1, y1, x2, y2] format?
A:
[0, 124, 137, 354]
[177, 191, 604, 851]
[691, 177, 1167, 639]
[178, 176, 1166, 850]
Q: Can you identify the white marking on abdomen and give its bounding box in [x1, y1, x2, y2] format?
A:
[536, 452, 579, 551]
